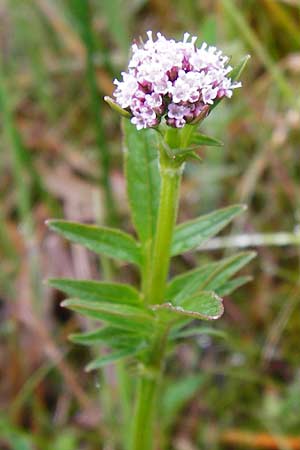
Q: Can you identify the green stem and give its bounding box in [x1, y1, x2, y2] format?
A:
[147, 153, 183, 305]
[130, 142, 184, 450]
[130, 326, 169, 450]
[130, 376, 158, 450]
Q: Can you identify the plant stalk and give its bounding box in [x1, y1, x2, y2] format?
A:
[130, 325, 170, 450]
[146, 153, 183, 305]
[130, 144, 184, 450]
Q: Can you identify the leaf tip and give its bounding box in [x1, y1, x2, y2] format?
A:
[248, 250, 257, 259]
[104, 96, 131, 118]
[47, 278, 56, 286]
[85, 361, 96, 372]
[45, 219, 55, 229]
[60, 299, 69, 308]
[240, 204, 248, 212]
[45, 219, 62, 231]
[68, 333, 78, 343]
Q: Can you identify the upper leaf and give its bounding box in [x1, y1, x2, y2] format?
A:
[171, 204, 246, 256]
[123, 119, 161, 244]
[229, 54, 251, 83]
[48, 279, 141, 305]
[104, 96, 131, 118]
[46, 220, 142, 266]
[191, 132, 223, 147]
[210, 54, 250, 111]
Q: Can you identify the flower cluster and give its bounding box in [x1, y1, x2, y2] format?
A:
[113, 31, 241, 130]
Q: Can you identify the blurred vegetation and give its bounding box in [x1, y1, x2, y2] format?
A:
[0, 0, 300, 449]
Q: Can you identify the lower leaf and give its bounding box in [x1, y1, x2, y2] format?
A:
[62, 298, 154, 334]
[70, 325, 144, 348]
[85, 346, 143, 372]
[152, 291, 224, 323]
[170, 326, 228, 340]
[216, 275, 252, 296]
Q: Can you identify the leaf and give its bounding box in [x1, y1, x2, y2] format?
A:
[186, 152, 202, 162]
[169, 133, 223, 158]
[46, 220, 141, 266]
[123, 119, 160, 244]
[201, 252, 255, 292]
[170, 326, 227, 340]
[171, 204, 246, 256]
[70, 325, 143, 348]
[85, 347, 142, 372]
[210, 54, 250, 111]
[167, 264, 217, 301]
[228, 54, 251, 82]
[61, 298, 154, 334]
[191, 133, 223, 147]
[216, 275, 252, 296]
[104, 96, 131, 118]
[48, 279, 141, 305]
[152, 291, 224, 322]
[167, 252, 255, 303]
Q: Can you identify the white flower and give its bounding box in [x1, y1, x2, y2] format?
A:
[113, 31, 241, 129]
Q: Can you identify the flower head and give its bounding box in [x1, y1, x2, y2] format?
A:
[113, 32, 241, 130]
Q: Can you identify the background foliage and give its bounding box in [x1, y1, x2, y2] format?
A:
[0, 0, 300, 449]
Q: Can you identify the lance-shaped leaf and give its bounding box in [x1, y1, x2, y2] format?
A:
[48, 279, 141, 305]
[123, 119, 160, 244]
[70, 325, 143, 347]
[104, 96, 131, 118]
[171, 205, 246, 256]
[229, 54, 251, 83]
[167, 264, 216, 301]
[167, 252, 255, 303]
[47, 220, 141, 266]
[152, 291, 224, 323]
[210, 54, 250, 111]
[85, 346, 143, 372]
[216, 275, 252, 296]
[168, 134, 223, 158]
[61, 298, 154, 334]
[199, 251, 255, 292]
[191, 133, 223, 147]
[170, 326, 227, 340]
